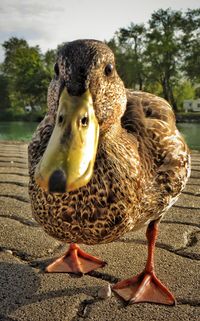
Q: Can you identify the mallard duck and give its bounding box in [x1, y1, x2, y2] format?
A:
[28, 39, 191, 305]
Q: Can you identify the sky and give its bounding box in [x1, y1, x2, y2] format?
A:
[0, 0, 199, 61]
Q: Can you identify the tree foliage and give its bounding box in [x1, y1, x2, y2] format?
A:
[0, 37, 56, 120]
[108, 8, 200, 111]
[0, 8, 199, 120]
[181, 9, 200, 83]
[0, 73, 10, 111]
[107, 23, 147, 90]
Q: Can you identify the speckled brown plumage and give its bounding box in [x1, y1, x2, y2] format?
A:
[28, 39, 190, 246]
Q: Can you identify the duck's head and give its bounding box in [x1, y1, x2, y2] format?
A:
[35, 39, 126, 193]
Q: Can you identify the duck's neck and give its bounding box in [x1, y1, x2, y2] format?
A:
[103, 121, 122, 138]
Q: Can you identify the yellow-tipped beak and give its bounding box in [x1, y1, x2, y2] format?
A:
[34, 88, 99, 193]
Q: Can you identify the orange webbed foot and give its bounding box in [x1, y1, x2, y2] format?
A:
[113, 220, 176, 305]
[46, 243, 107, 274]
[112, 270, 175, 305]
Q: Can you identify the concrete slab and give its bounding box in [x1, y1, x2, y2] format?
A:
[0, 141, 199, 321]
[0, 197, 32, 219]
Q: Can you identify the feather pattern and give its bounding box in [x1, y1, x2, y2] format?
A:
[28, 40, 190, 245]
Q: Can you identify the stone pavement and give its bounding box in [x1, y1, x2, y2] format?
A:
[0, 141, 199, 321]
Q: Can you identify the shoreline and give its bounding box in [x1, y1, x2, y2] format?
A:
[176, 113, 200, 123]
[0, 139, 200, 152]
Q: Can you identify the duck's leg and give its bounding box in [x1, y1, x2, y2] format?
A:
[46, 243, 107, 274]
[112, 220, 176, 305]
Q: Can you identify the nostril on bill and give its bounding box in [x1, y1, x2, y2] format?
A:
[48, 169, 66, 193]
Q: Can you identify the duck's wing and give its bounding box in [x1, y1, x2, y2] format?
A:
[122, 90, 191, 197]
[122, 90, 177, 138]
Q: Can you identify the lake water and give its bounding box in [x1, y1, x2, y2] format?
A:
[177, 123, 200, 151]
[0, 121, 199, 150]
[0, 122, 38, 141]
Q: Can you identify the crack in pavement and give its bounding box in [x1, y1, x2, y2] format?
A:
[0, 172, 29, 177]
[0, 164, 28, 170]
[0, 314, 17, 321]
[0, 159, 27, 164]
[178, 298, 200, 307]
[153, 239, 200, 260]
[0, 194, 30, 203]
[118, 232, 200, 261]
[0, 246, 33, 263]
[0, 154, 27, 158]
[190, 175, 200, 180]
[72, 298, 96, 320]
[162, 220, 200, 228]
[0, 181, 28, 187]
[182, 191, 200, 197]
[71, 291, 200, 321]
[186, 183, 200, 186]
[0, 245, 63, 266]
[1, 246, 199, 318]
[0, 214, 38, 227]
[87, 270, 119, 284]
[185, 230, 200, 247]
[0, 243, 119, 284]
[0, 150, 27, 154]
[0, 164, 27, 174]
[174, 205, 200, 210]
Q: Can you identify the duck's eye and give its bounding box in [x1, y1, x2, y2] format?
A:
[80, 114, 89, 127]
[54, 63, 59, 77]
[58, 114, 64, 124]
[105, 63, 114, 76]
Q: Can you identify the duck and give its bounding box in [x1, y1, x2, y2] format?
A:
[28, 39, 191, 305]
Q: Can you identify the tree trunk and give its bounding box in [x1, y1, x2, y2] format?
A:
[162, 77, 169, 101]
[161, 77, 177, 111]
[169, 86, 178, 112]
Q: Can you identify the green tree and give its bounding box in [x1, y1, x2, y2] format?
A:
[1, 37, 55, 120]
[107, 23, 147, 90]
[174, 81, 195, 110]
[181, 9, 200, 83]
[43, 49, 57, 75]
[0, 71, 10, 113]
[145, 8, 183, 110]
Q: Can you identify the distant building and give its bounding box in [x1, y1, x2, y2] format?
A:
[183, 99, 200, 112]
[24, 105, 41, 112]
[25, 105, 32, 113]
[34, 105, 41, 111]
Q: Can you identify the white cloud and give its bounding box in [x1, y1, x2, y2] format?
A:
[0, 0, 199, 61]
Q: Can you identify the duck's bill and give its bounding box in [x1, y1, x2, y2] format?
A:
[34, 88, 99, 193]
